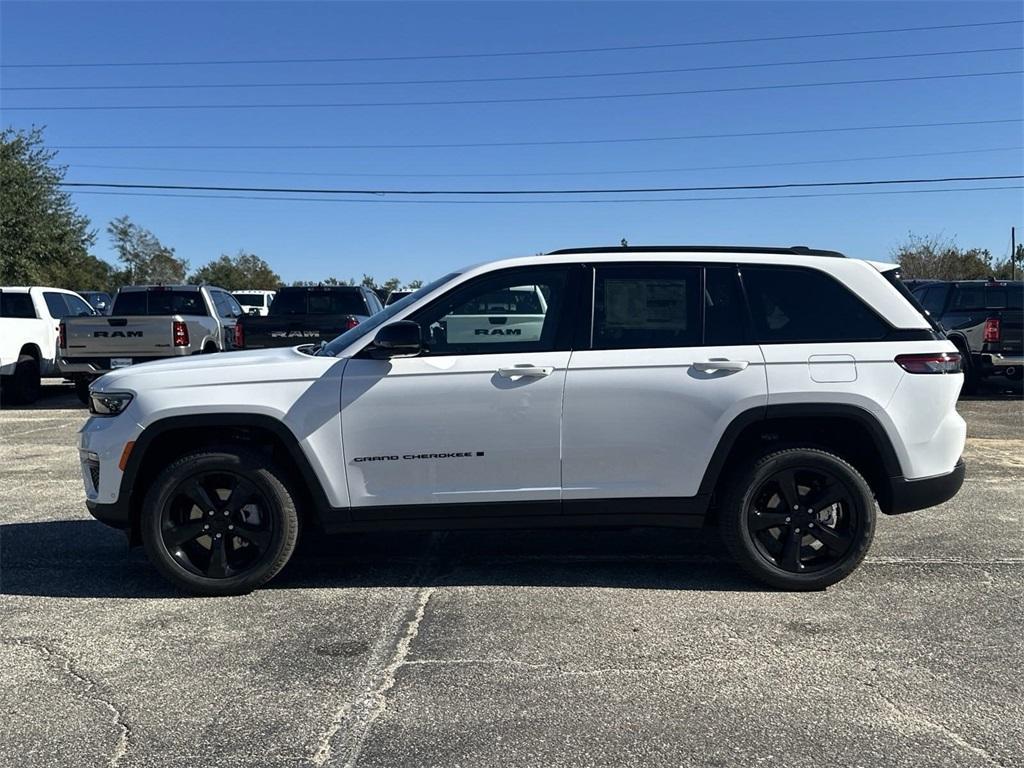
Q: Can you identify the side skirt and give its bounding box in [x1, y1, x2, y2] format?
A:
[319, 496, 710, 534]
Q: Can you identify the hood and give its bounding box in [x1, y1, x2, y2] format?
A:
[93, 346, 339, 392]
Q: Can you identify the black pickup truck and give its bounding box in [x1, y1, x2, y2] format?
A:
[238, 285, 384, 349]
[912, 279, 1023, 391]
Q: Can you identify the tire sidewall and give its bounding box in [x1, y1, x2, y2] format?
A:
[724, 449, 876, 590]
[6, 354, 41, 404]
[140, 450, 298, 596]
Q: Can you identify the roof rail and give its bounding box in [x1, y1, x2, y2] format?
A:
[546, 245, 846, 258]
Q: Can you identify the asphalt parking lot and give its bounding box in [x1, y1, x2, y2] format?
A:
[1, 382, 1021, 768]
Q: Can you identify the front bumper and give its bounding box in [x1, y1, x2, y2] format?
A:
[885, 459, 966, 515]
[86, 499, 131, 529]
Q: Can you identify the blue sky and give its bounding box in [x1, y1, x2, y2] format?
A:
[2, 0, 1022, 284]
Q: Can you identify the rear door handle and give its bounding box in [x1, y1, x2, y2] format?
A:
[497, 366, 554, 378]
[693, 359, 749, 372]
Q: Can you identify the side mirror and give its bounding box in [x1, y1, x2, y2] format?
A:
[371, 321, 422, 357]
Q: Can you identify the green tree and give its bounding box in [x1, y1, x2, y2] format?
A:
[893, 234, 998, 280]
[107, 216, 187, 284]
[0, 126, 110, 288]
[992, 244, 1023, 280]
[189, 250, 282, 291]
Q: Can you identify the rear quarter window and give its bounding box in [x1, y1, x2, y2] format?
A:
[742, 266, 890, 343]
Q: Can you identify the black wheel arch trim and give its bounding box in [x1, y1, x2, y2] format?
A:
[111, 413, 337, 540]
[696, 402, 904, 497]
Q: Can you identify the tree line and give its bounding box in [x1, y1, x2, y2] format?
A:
[0, 127, 422, 298]
[2, 126, 1021, 295]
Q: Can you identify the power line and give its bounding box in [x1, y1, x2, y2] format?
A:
[68, 185, 1024, 205]
[66, 146, 1024, 179]
[5, 46, 1020, 91]
[50, 118, 1024, 150]
[3, 18, 1021, 68]
[58, 174, 1024, 196]
[8, 69, 1022, 111]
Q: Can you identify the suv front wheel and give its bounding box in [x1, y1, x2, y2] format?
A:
[720, 448, 876, 590]
[141, 448, 299, 595]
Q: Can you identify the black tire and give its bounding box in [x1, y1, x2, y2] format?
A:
[1, 354, 41, 404]
[74, 377, 91, 405]
[140, 447, 299, 596]
[720, 448, 876, 591]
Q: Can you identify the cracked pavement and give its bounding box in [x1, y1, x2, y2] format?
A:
[1, 382, 1022, 767]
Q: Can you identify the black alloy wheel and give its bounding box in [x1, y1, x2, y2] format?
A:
[161, 471, 275, 579]
[720, 447, 876, 590]
[141, 448, 299, 595]
[746, 466, 860, 574]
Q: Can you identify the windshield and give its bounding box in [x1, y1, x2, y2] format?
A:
[234, 293, 266, 307]
[319, 273, 460, 356]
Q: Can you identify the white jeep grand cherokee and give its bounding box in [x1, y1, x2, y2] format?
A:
[80, 246, 966, 595]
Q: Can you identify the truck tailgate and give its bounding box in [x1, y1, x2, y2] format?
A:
[64, 315, 175, 356]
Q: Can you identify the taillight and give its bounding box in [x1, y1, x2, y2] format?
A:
[233, 322, 244, 348]
[895, 352, 962, 374]
[172, 320, 189, 347]
[983, 317, 1001, 343]
[58, 321, 67, 349]
[344, 317, 360, 331]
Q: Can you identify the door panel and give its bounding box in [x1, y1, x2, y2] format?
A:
[561, 345, 767, 499]
[341, 352, 569, 508]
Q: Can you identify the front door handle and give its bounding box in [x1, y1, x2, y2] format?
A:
[693, 359, 749, 372]
[497, 366, 554, 378]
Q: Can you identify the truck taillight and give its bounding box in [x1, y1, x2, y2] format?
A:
[58, 321, 67, 349]
[233, 322, 244, 348]
[173, 320, 189, 347]
[983, 317, 1001, 343]
[895, 352, 962, 374]
[344, 317, 360, 331]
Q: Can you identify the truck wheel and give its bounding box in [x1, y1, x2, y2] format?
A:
[74, 377, 91, 405]
[140, 447, 300, 596]
[952, 340, 979, 394]
[1, 354, 41, 405]
[719, 448, 876, 591]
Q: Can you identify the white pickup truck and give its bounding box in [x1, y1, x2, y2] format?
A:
[60, 284, 245, 402]
[0, 286, 96, 403]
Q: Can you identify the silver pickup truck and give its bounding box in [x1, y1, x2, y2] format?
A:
[59, 285, 244, 401]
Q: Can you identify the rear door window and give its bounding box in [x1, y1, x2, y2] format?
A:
[592, 265, 701, 350]
[0, 292, 36, 318]
[742, 266, 890, 343]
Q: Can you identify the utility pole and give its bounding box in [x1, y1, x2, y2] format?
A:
[1013, 226, 1016, 280]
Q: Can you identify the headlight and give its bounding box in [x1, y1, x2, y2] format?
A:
[89, 391, 134, 416]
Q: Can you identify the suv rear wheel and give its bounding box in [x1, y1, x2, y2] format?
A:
[720, 448, 875, 590]
[140, 447, 299, 596]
